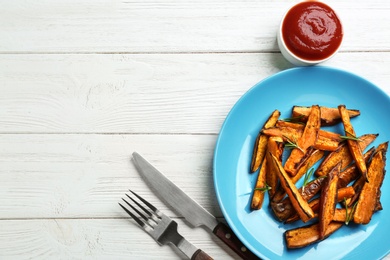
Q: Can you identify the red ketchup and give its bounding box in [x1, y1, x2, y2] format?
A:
[282, 1, 343, 61]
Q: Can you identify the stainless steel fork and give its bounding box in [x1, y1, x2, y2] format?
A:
[119, 190, 213, 260]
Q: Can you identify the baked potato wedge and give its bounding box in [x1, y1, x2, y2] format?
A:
[315, 134, 378, 177]
[285, 222, 343, 249]
[272, 148, 324, 203]
[249, 104, 388, 249]
[284, 105, 321, 176]
[269, 153, 315, 223]
[292, 105, 360, 126]
[271, 174, 327, 222]
[345, 174, 365, 207]
[354, 142, 388, 224]
[266, 136, 284, 199]
[263, 123, 341, 151]
[332, 208, 348, 222]
[250, 110, 280, 173]
[338, 105, 368, 181]
[338, 146, 375, 188]
[251, 156, 268, 210]
[318, 163, 340, 239]
[285, 186, 355, 224]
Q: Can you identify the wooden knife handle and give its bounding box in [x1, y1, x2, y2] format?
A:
[213, 222, 260, 260]
[191, 249, 213, 260]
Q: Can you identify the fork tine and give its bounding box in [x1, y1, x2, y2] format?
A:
[121, 198, 150, 222]
[118, 202, 146, 228]
[125, 194, 153, 218]
[129, 190, 158, 213]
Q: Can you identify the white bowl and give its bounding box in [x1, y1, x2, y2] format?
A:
[277, 1, 343, 66]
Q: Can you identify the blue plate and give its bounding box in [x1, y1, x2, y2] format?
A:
[213, 66, 390, 260]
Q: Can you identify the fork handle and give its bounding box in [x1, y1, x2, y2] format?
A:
[191, 249, 213, 260]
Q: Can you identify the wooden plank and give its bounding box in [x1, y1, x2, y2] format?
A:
[0, 53, 286, 134]
[0, 218, 236, 259]
[0, 134, 222, 219]
[0, 1, 389, 53]
[0, 53, 389, 134]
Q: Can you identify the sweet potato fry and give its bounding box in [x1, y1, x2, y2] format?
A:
[284, 105, 321, 176]
[251, 156, 268, 210]
[292, 105, 360, 126]
[285, 222, 343, 249]
[292, 149, 325, 184]
[332, 208, 348, 222]
[272, 148, 324, 203]
[299, 171, 326, 200]
[338, 147, 376, 188]
[314, 132, 342, 151]
[334, 197, 383, 223]
[261, 126, 302, 143]
[345, 175, 365, 207]
[318, 163, 340, 239]
[354, 142, 388, 224]
[332, 202, 381, 222]
[250, 110, 280, 172]
[339, 105, 368, 180]
[345, 145, 384, 207]
[338, 186, 356, 202]
[269, 153, 315, 223]
[268, 121, 341, 151]
[315, 134, 378, 177]
[249, 105, 388, 249]
[266, 137, 284, 199]
[275, 120, 341, 141]
[270, 199, 294, 222]
[285, 186, 355, 224]
[275, 120, 301, 129]
[271, 174, 327, 222]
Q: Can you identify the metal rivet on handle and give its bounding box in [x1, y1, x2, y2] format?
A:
[225, 233, 231, 239]
[241, 246, 247, 252]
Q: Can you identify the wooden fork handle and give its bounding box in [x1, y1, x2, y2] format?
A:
[191, 249, 213, 260]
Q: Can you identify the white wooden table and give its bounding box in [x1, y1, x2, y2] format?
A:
[0, 1, 389, 259]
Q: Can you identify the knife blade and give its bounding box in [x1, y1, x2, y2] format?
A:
[132, 152, 259, 260]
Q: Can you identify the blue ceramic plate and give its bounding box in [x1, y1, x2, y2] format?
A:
[213, 67, 390, 260]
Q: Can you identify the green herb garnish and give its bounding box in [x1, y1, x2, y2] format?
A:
[302, 168, 314, 192]
[284, 135, 304, 153]
[303, 168, 314, 186]
[340, 130, 361, 142]
[254, 184, 272, 193]
[344, 198, 358, 225]
[282, 115, 305, 123]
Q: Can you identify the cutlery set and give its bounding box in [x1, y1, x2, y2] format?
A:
[119, 152, 259, 260]
[119, 190, 212, 260]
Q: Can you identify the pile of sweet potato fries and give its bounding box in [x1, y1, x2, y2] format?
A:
[250, 105, 387, 248]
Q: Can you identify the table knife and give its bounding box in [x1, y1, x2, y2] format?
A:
[132, 152, 259, 260]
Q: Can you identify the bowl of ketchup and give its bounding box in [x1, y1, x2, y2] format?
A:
[277, 0, 343, 66]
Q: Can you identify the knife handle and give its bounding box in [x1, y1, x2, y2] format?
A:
[213, 222, 259, 260]
[191, 249, 213, 260]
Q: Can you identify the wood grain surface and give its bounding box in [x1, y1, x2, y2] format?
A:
[0, 0, 389, 259]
